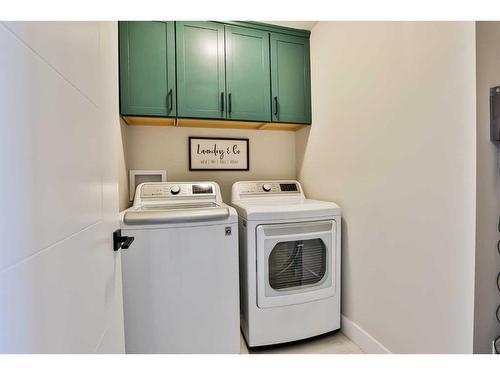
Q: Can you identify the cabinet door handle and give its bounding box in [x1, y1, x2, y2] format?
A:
[228, 93, 232, 114]
[167, 89, 173, 113]
[274, 96, 279, 118]
[221, 92, 224, 112]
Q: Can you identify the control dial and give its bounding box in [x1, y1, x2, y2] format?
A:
[170, 185, 181, 195]
[262, 183, 272, 192]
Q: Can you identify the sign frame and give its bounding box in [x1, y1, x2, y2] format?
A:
[188, 136, 250, 171]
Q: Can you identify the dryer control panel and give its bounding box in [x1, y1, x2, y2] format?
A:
[233, 180, 304, 198]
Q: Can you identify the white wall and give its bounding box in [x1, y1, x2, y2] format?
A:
[474, 21, 500, 354]
[296, 22, 476, 353]
[0, 22, 124, 353]
[123, 125, 296, 204]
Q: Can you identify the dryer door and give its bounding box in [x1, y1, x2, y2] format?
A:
[256, 220, 337, 308]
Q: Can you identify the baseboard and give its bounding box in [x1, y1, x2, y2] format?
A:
[341, 315, 391, 354]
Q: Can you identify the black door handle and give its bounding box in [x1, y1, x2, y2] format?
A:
[221, 92, 224, 112]
[167, 89, 173, 113]
[228, 93, 232, 114]
[274, 96, 279, 118]
[113, 229, 135, 251]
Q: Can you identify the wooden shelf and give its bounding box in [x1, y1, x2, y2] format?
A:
[122, 116, 176, 126]
[122, 116, 308, 131]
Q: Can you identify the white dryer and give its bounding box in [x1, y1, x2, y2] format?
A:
[120, 182, 240, 353]
[231, 180, 341, 348]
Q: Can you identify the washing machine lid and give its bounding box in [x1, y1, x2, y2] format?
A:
[122, 202, 235, 226]
[231, 198, 341, 221]
[121, 181, 237, 227]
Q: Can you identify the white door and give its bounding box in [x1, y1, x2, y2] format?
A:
[0, 22, 125, 353]
[256, 220, 336, 308]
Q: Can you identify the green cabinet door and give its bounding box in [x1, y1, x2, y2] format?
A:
[270, 33, 311, 124]
[225, 26, 271, 122]
[176, 21, 226, 119]
[119, 21, 176, 117]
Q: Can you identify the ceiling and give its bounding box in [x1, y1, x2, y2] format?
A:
[264, 21, 318, 31]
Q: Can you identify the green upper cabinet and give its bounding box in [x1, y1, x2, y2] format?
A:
[119, 21, 176, 117]
[270, 33, 311, 124]
[225, 26, 271, 122]
[119, 21, 311, 127]
[176, 21, 226, 119]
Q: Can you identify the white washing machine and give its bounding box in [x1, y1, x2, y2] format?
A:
[120, 182, 240, 353]
[231, 180, 341, 348]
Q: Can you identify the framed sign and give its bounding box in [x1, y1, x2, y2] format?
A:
[189, 137, 249, 171]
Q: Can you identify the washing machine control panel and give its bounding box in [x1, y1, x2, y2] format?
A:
[140, 183, 215, 199]
[237, 181, 301, 195]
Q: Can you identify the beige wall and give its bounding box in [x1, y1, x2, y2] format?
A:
[296, 22, 476, 353]
[474, 21, 500, 354]
[122, 125, 296, 204]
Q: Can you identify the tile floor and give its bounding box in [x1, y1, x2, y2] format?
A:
[240, 331, 364, 354]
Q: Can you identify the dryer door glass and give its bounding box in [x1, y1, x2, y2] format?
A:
[268, 239, 327, 290]
[256, 220, 336, 308]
